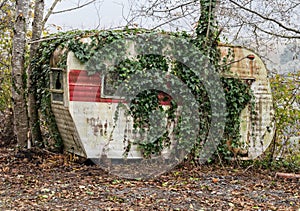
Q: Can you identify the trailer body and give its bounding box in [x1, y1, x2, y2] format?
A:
[49, 43, 275, 160]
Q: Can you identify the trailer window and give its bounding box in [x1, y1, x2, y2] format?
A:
[50, 68, 64, 103]
[102, 72, 120, 98]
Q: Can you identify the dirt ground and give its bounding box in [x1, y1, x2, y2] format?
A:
[0, 146, 299, 211]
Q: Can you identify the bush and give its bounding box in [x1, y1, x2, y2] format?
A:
[269, 71, 300, 165]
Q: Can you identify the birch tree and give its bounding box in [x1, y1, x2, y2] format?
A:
[11, 0, 30, 147]
[8, 0, 99, 147]
[27, 0, 50, 146]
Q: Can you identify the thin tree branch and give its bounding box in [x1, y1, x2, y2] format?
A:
[251, 24, 300, 39]
[42, 0, 60, 27]
[93, 0, 103, 29]
[229, 0, 300, 35]
[51, 0, 96, 14]
[151, 0, 198, 13]
[144, 0, 160, 14]
[27, 36, 60, 44]
[114, 1, 134, 27]
[232, 22, 244, 42]
[151, 9, 196, 30]
[282, 2, 300, 13]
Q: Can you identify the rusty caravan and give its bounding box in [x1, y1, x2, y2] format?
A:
[49, 37, 275, 162]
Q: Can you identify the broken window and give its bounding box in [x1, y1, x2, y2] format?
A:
[50, 68, 64, 103]
[102, 72, 120, 98]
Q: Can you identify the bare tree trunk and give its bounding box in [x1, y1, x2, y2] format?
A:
[27, 0, 45, 147]
[196, 0, 218, 46]
[11, 0, 29, 147]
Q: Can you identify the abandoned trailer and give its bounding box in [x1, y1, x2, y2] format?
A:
[46, 31, 274, 164]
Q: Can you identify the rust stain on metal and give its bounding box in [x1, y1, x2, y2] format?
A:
[87, 117, 109, 137]
[220, 45, 275, 159]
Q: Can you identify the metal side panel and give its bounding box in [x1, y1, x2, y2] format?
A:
[51, 103, 87, 157]
[68, 101, 141, 159]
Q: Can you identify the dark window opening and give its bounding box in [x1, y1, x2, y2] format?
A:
[102, 72, 120, 97]
[50, 68, 64, 103]
[51, 70, 63, 90]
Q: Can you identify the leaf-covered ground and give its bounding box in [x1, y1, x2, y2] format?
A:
[0, 146, 299, 210]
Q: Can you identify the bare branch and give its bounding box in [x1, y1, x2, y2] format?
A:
[144, 0, 160, 14]
[251, 24, 300, 39]
[27, 35, 60, 44]
[232, 23, 244, 42]
[229, 0, 300, 35]
[282, 2, 300, 13]
[151, 0, 198, 13]
[151, 9, 196, 30]
[93, 1, 102, 29]
[43, 0, 60, 27]
[114, 1, 135, 27]
[51, 0, 96, 14]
